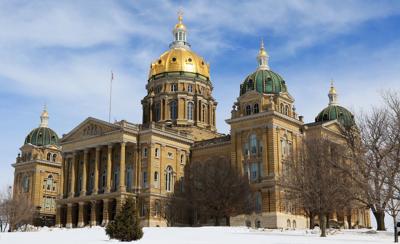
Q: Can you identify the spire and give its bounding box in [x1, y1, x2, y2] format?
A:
[328, 80, 338, 105]
[257, 38, 270, 70]
[39, 104, 49, 128]
[170, 10, 190, 49]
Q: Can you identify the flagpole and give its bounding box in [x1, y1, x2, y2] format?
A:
[108, 71, 113, 123]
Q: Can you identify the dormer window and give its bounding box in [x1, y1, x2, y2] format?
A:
[246, 105, 252, 115]
[253, 103, 259, 114]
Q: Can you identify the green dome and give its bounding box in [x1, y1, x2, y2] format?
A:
[240, 69, 287, 96]
[24, 127, 59, 146]
[315, 105, 355, 127]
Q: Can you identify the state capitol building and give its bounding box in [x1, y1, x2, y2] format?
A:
[12, 13, 370, 229]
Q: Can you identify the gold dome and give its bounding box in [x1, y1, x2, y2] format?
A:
[148, 47, 210, 79]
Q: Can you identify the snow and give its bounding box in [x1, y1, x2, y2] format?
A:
[0, 226, 395, 244]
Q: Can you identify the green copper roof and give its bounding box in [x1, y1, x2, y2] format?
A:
[240, 69, 287, 96]
[315, 105, 355, 127]
[24, 127, 59, 146]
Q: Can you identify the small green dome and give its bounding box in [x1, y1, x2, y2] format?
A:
[24, 127, 59, 146]
[240, 69, 287, 96]
[315, 105, 355, 127]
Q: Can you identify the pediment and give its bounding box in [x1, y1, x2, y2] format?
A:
[279, 91, 295, 102]
[239, 90, 262, 102]
[61, 117, 120, 143]
[322, 120, 345, 135]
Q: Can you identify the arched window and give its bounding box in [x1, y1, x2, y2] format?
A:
[52, 154, 57, 162]
[287, 219, 291, 229]
[255, 192, 262, 213]
[22, 175, 30, 192]
[187, 102, 194, 120]
[255, 219, 261, 229]
[155, 103, 161, 121]
[250, 134, 257, 155]
[45, 175, 54, 191]
[155, 148, 160, 158]
[253, 103, 259, 114]
[246, 105, 252, 115]
[47, 153, 51, 161]
[170, 101, 177, 120]
[280, 103, 284, 113]
[293, 220, 297, 229]
[165, 166, 173, 192]
[171, 83, 177, 92]
[248, 79, 254, 90]
[113, 165, 119, 191]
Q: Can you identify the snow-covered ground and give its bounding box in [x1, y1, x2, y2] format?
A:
[0, 226, 394, 244]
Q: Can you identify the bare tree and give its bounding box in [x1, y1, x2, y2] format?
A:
[166, 157, 252, 226]
[343, 90, 400, 231]
[0, 186, 12, 232]
[280, 137, 355, 237]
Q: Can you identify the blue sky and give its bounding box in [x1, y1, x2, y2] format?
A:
[1, 0, 400, 187]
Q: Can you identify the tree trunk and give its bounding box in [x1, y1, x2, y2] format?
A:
[372, 210, 385, 231]
[320, 214, 327, 237]
[326, 213, 330, 229]
[225, 216, 230, 226]
[347, 214, 352, 229]
[309, 213, 315, 229]
[215, 216, 220, 226]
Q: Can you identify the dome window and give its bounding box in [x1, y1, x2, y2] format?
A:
[172, 57, 177, 62]
[188, 58, 192, 62]
[201, 61, 204, 65]
[158, 59, 162, 64]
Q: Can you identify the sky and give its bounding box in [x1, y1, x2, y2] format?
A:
[1, 0, 400, 187]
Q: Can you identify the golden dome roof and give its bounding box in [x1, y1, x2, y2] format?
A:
[148, 47, 210, 79]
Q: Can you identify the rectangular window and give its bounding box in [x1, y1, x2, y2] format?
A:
[155, 148, 160, 158]
[251, 163, 258, 181]
[143, 147, 148, 158]
[188, 84, 193, 93]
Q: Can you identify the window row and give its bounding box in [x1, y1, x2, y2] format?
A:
[42, 196, 56, 210]
[153, 101, 213, 124]
[245, 103, 259, 116]
[46, 152, 58, 162]
[142, 166, 175, 192]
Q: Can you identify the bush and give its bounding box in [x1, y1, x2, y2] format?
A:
[105, 197, 143, 242]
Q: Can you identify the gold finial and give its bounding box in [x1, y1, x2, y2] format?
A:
[178, 10, 183, 23]
[259, 38, 267, 56]
[329, 79, 336, 94]
[175, 9, 186, 30]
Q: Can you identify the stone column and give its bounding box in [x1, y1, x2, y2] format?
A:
[90, 200, 97, 226]
[106, 144, 112, 193]
[77, 202, 85, 227]
[60, 157, 65, 199]
[66, 203, 73, 228]
[93, 147, 100, 195]
[55, 204, 62, 227]
[81, 150, 88, 196]
[69, 153, 76, 198]
[119, 142, 126, 192]
[102, 199, 109, 226]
